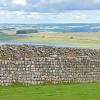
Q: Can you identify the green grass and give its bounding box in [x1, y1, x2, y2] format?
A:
[0, 35, 22, 40]
[15, 32, 100, 46]
[0, 83, 100, 100]
[0, 32, 100, 47]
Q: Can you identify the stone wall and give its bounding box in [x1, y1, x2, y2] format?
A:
[0, 45, 100, 85]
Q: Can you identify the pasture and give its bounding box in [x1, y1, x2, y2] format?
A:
[0, 83, 100, 100]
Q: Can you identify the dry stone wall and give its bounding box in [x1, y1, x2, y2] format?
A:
[0, 45, 100, 85]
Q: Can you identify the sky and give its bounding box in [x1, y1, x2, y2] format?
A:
[0, 0, 100, 23]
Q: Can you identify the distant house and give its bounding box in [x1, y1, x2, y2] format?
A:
[16, 29, 38, 34]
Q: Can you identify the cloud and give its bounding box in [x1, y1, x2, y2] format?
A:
[0, 0, 100, 13]
[29, 0, 100, 12]
[0, 0, 100, 23]
[12, 0, 27, 6]
[94, 0, 100, 3]
[0, 10, 99, 23]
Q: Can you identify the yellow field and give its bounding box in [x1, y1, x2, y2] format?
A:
[0, 30, 100, 47]
[16, 32, 100, 46]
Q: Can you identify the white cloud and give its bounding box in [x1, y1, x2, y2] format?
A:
[0, 0, 100, 13]
[33, 0, 67, 8]
[47, 0, 67, 4]
[94, 0, 100, 3]
[12, 0, 27, 6]
[33, 0, 45, 8]
[0, 10, 100, 23]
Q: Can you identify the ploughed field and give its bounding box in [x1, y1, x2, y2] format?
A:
[0, 83, 100, 100]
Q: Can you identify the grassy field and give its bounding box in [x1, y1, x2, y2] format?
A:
[0, 83, 100, 100]
[16, 32, 100, 46]
[0, 31, 100, 47]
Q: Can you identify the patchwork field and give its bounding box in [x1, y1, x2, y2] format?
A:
[16, 32, 100, 45]
[0, 83, 100, 100]
[0, 30, 100, 47]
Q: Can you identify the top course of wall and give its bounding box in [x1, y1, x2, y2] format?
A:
[0, 45, 99, 60]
